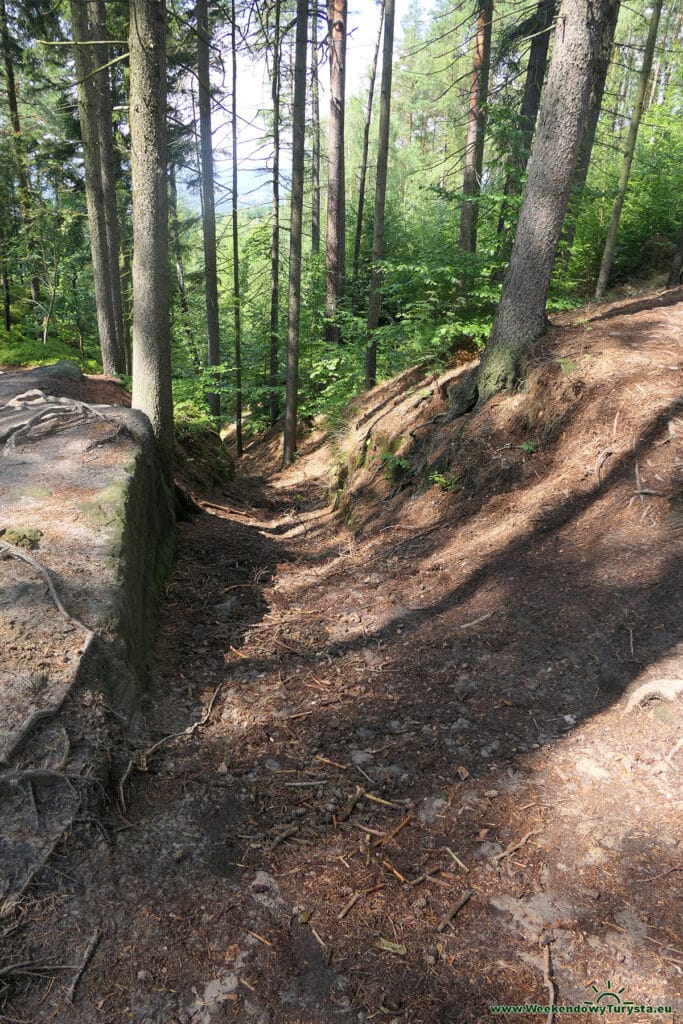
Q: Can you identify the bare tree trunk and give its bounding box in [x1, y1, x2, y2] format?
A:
[269, 0, 282, 426]
[70, 0, 126, 374]
[169, 163, 200, 372]
[324, 0, 346, 344]
[495, 0, 555, 249]
[364, 0, 395, 390]
[231, 0, 243, 455]
[667, 222, 683, 288]
[197, 0, 221, 416]
[2, 252, 11, 332]
[283, 0, 308, 467]
[310, 0, 321, 257]
[558, 0, 619, 265]
[477, 0, 619, 402]
[129, 0, 174, 472]
[1, 0, 40, 307]
[351, 0, 384, 313]
[595, 0, 663, 298]
[458, 0, 493, 254]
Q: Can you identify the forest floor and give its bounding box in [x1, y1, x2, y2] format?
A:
[1, 286, 683, 1024]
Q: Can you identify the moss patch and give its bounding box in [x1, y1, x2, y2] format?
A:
[2, 526, 43, 549]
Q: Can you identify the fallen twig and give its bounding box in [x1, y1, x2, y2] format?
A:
[269, 826, 299, 851]
[66, 928, 101, 1003]
[491, 829, 542, 864]
[118, 681, 224, 810]
[337, 785, 364, 823]
[371, 812, 413, 848]
[444, 847, 469, 874]
[436, 890, 473, 932]
[540, 935, 556, 1024]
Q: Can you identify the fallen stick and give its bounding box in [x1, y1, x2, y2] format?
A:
[540, 936, 556, 1024]
[118, 681, 224, 810]
[66, 928, 102, 1003]
[371, 812, 413, 848]
[491, 829, 542, 864]
[436, 890, 473, 932]
[337, 785, 364, 823]
[444, 847, 470, 874]
[268, 826, 299, 852]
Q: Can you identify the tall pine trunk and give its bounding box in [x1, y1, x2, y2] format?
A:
[558, 0, 619, 265]
[666, 222, 683, 288]
[458, 0, 492, 254]
[310, 0, 321, 257]
[169, 162, 200, 372]
[364, 0, 395, 390]
[477, 0, 619, 402]
[595, 0, 664, 298]
[231, 0, 243, 455]
[269, 0, 282, 425]
[495, 0, 555, 253]
[197, 0, 221, 415]
[283, 0, 308, 467]
[324, 0, 346, 344]
[70, 0, 126, 374]
[351, 0, 384, 313]
[1, 0, 40, 307]
[129, 0, 174, 472]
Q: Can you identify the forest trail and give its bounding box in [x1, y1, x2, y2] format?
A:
[2, 288, 683, 1023]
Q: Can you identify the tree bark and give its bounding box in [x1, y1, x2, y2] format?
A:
[129, 0, 174, 472]
[558, 0, 619, 265]
[595, 0, 664, 298]
[169, 162, 200, 372]
[70, 0, 126, 374]
[231, 0, 243, 455]
[667, 222, 683, 288]
[283, 0, 308, 467]
[324, 0, 346, 344]
[1, 252, 10, 332]
[0, 0, 40, 307]
[310, 0, 321, 257]
[270, 0, 282, 425]
[364, 0, 395, 390]
[197, 0, 221, 416]
[477, 0, 620, 402]
[458, 0, 493, 254]
[495, 0, 555, 249]
[351, 0, 384, 313]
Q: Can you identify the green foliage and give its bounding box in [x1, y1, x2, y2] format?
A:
[429, 469, 462, 492]
[0, 325, 101, 373]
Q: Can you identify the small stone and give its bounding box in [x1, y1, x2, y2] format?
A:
[417, 795, 447, 823]
[350, 749, 374, 766]
[137, 970, 151, 982]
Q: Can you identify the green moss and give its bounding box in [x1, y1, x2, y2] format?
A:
[78, 481, 128, 529]
[8, 484, 53, 502]
[3, 526, 43, 549]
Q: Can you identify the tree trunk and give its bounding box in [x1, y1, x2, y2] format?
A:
[364, 0, 395, 390]
[231, 0, 243, 455]
[269, 0, 282, 426]
[558, 0, 619, 265]
[310, 0, 321, 257]
[283, 0, 308, 467]
[351, 0, 384, 313]
[197, 0, 221, 416]
[495, 0, 555, 248]
[595, 0, 663, 298]
[129, 0, 174, 472]
[667, 222, 683, 288]
[324, 0, 346, 345]
[458, 0, 493, 254]
[169, 163, 200, 372]
[1, 252, 10, 332]
[70, 0, 126, 374]
[477, 0, 619, 402]
[0, 0, 40, 307]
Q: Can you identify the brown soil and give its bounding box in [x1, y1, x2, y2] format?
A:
[1, 289, 682, 1023]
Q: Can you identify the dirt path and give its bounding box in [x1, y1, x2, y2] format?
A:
[1, 290, 682, 1023]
